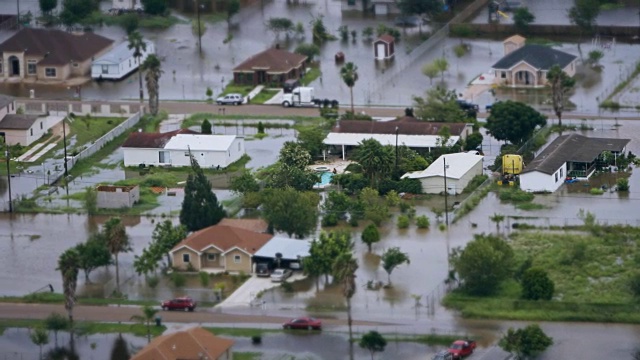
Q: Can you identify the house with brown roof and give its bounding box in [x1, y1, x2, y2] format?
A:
[232, 47, 308, 86]
[170, 224, 273, 273]
[0, 28, 113, 83]
[323, 116, 473, 159]
[131, 327, 234, 360]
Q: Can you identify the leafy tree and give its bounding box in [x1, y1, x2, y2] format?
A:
[226, 0, 240, 29]
[201, 119, 212, 134]
[39, 0, 58, 15]
[354, 139, 394, 187]
[499, 324, 553, 359]
[130, 305, 159, 343]
[332, 252, 358, 343]
[463, 132, 483, 151]
[359, 330, 387, 360]
[513, 7, 535, 33]
[230, 171, 260, 195]
[310, 15, 330, 43]
[120, 13, 139, 34]
[267, 17, 293, 37]
[279, 141, 312, 170]
[362, 26, 374, 40]
[568, 0, 600, 38]
[76, 233, 111, 282]
[546, 65, 576, 129]
[521, 267, 555, 300]
[398, 146, 429, 173]
[433, 58, 449, 82]
[489, 213, 505, 231]
[436, 125, 452, 148]
[103, 217, 131, 295]
[381, 247, 410, 285]
[30, 327, 49, 360]
[587, 50, 604, 67]
[127, 31, 147, 105]
[341, 62, 358, 114]
[451, 234, 515, 296]
[297, 126, 325, 158]
[141, 0, 167, 15]
[422, 62, 439, 85]
[627, 271, 640, 299]
[60, 0, 96, 26]
[413, 87, 467, 122]
[485, 100, 546, 145]
[134, 220, 187, 276]
[304, 231, 353, 284]
[359, 187, 390, 226]
[361, 224, 381, 252]
[180, 156, 226, 232]
[294, 43, 320, 60]
[141, 54, 163, 116]
[261, 188, 319, 238]
[45, 312, 69, 347]
[295, 21, 305, 37]
[191, 19, 207, 49]
[323, 191, 351, 220]
[57, 248, 80, 325]
[84, 186, 97, 215]
[266, 164, 319, 191]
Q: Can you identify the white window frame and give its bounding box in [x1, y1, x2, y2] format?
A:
[27, 60, 36, 75]
[183, 253, 190, 263]
[234, 255, 241, 263]
[45, 68, 56, 78]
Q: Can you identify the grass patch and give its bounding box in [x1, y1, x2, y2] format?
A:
[452, 183, 492, 222]
[234, 353, 262, 360]
[600, 61, 640, 105]
[515, 202, 547, 210]
[497, 187, 535, 203]
[390, 333, 462, 346]
[301, 67, 322, 86]
[139, 15, 182, 29]
[181, 113, 320, 129]
[75, 322, 166, 337]
[462, 174, 488, 193]
[220, 83, 255, 97]
[250, 89, 280, 104]
[0, 292, 159, 307]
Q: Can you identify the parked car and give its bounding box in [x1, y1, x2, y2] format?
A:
[256, 262, 271, 277]
[270, 268, 292, 282]
[282, 317, 322, 330]
[456, 100, 479, 117]
[161, 297, 196, 311]
[448, 339, 476, 359]
[216, 93, 243, 105]
[432, 350, 454, 360]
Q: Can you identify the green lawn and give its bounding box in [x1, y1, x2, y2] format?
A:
[0, 318, 166, 337]
[301, 67, 322, 86]
[220, 83, 255, 97]
[250, 89, 280, 104]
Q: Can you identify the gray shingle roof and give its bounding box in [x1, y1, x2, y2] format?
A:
[0, 114, 39, 130]
[522, 134, 630, 175]
[0, 95, 13, 109]
[492, 45, 577, 71]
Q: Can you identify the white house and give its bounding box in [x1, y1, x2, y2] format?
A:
[122, 129, 245, 168]
[520, 134, 630, 193]
[0, 114, 63, 146]
[91, 40, 155, 80]
[0, 95, 16, 119]
[401, 152, 484, 194]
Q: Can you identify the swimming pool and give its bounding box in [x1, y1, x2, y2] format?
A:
[314, 172, 334, 188]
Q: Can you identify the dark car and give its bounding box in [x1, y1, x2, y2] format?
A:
[282, 317, 322, 330]
[456, 100, 479, 117]
[433, 350, 454, 360]
[161, 297, 196, 311]
[256, 263, 271, 277]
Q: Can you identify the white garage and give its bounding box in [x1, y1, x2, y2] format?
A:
[401, 152, 484, 194]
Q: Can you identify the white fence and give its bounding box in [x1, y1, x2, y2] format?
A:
[15, 99, 144, 117]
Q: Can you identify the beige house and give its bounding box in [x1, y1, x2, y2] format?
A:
[132, 327, 234, 360]
[0, 28, 113, 83]
[170, 223, 273, 273]
[492, 35, 577, 87]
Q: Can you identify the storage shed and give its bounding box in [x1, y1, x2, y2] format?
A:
[401, 152, 484, 194]
[374, 34, 395, 60]
[96, 185, 140, 209]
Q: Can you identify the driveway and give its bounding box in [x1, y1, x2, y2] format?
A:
[217, 273, 305, 309]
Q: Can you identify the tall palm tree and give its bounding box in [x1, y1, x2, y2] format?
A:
[547, 64, 576, 131]
[127, 31, 147, 105]
[340, 62, 358, 114]
[103, 218, 131, 295]
[57, 248, 81, 326]
[130, 305, 159, 343]
[332, 252, 358, 344]
[142, 54, 163, 116]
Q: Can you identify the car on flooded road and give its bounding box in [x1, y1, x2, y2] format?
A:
[282, 317, 322, 330]
[161, 297, 197, 311]
[216, 93, 243, 105]
[270, 268, 292, 282]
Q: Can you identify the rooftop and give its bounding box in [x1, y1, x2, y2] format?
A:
[254, 237, 311, 260]
[218, 218, 269, 233]
[332, 117, 469, 136]
[121, 129, 197, 149]
[492, 44, 577, 71]
[164, 134, 238, 152]
[402, 152, 484, 180]
[324, 132, 459, 148]
[0, 114, 39, 130]
[233, 47, 307, 74]
[93, 40, 154, 65]
[171, 224, 273, 255]
[0, 95, 13, 109]
[131, 327, 234, 360]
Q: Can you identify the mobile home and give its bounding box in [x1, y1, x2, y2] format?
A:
[91, 40, 155, 80]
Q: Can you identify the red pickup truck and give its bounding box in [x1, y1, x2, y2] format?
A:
[448, 339, 477, 359]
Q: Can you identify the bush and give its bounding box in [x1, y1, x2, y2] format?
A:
[171, 272, 186, 287]
[600, 100, 621, 109]
[521, 268, 554, 300]
[629, 272, 640, 299]
[294, 43, 320, 60]
[378, 178, 422, 195]
[252, 335, 262, 344]
[199, 271, 210, 287]
[499, 188, 534, 203]
[349, 216, 359, 227]
[397, 215, 410, 229]
[321, 213, 339, 227]
[281, 281, 294, 292]
[617, 178, 630, 191]
[416, 215, 430, 229]
[449, 24, 475, 37]
[385, 190, 401, 207]
[146, 275, 159, 288]
[590, 187, 604, 195]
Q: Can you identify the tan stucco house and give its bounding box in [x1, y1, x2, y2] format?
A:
[0, 28, 113, 83]
[132, 327, 234, 360]
[492, 35, 577, 87]
[170, 223, 273, 273]
[232, 47, 307, 86]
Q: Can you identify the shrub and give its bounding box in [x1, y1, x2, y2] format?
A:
[600, 100, 621, 109]
[281, 281, 294, 292]
[617, 178, 630, 191]
[416, 215, 430, 229]
[397, 215, 410, 229]
[214, 282, 226, 293]
[439, 223, 447, 231]
[349, 216, 359, 227]
[449, 24, 475, 37]
[499, 188, 534, 203]
[199, 271, 210, 287]
[385, 190, 401, 207]
[399, 201, 411, 213]
[521, 268, 554, 300]
[252, 335, 262, 344]
[171, 272, 186, 287]
[628, 272, 640, 299]
[590, 187, 604, 195]
[321, 213, 339, 227]
[146, 275, 159, 288]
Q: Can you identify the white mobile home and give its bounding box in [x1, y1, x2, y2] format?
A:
[401, 152, 484, 194]
[91, 41, 155, 80]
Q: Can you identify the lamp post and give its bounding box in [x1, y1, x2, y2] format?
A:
[394, 126, 399, 172]
[62, 117, 68, 179]
[0, 132, 12, 213]
[443, 157, 449, 227]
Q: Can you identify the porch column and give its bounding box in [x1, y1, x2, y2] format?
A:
[342, 144, 345, 160]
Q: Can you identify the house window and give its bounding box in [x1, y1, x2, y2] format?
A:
[560, 168, 563, 178]
[30, 128, 33, 136]
[555, 172, 558, 182]
[27, 60, 36, 75]
[40, 121, 43, 130]
[159, 151, 168, 163]
[45, 68, 56, 78]
[501, 71, 506, 79]
[72, 63, 79, 68]
[234, 255, 241, 263]
[207, 253, 216, 261]
[102, 65, 109, 74]
[183, 253, 190, 263]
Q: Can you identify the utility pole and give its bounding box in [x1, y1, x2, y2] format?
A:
[62, 117, 68, 178]
[196, 0, 202, 55]
[394, 126, 399, 172]
[16, 0, 20, 28]
[0, 132, 12, 213]
[443, 157, 449, 227]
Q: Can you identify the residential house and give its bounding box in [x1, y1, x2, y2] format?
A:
[131, 327, 234, 360]
[170, 224, 273, 273]
[218, 218, 269, 233]
[253, 237, 311, 270]
[323, 116, 473, 159]
[0, 95, 15, 118]
[401, 152, 484, 194]
[0, 28, 113, 83]
[520, 133, 630, 193]
[122, 129, 245, 168]
[112, 0, 141, 9]
[492, 35, 577, 87]
[0, 113, 63, 146]
[96, 185, 140, 209]
[233, 47, 307, 86]
[91, 40, 155, 80]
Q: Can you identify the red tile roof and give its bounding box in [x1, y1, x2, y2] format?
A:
[122, 128, 197, 149]
[0, 28, 113, 65]
[132, 327, 234, 360]
[376, 34, 395, 44]
[233, 48, 307, 74]
[218, 218, 269, 233]
[172, 224, 273, 255]
[332, 117, 468, 136]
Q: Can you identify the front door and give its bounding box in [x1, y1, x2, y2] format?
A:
[9, 56, 19, 76]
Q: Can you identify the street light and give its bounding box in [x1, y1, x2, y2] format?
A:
[394, 126, 399, 172]
[443, 157, 449, 227]
[0, 132, 12, 213]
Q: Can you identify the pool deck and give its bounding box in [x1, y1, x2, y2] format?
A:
[310, 160, 353, 189]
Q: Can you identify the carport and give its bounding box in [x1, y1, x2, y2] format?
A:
[252, 237, 311, 270]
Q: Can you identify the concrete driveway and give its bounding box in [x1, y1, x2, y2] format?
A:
[217, 273, 305, 309]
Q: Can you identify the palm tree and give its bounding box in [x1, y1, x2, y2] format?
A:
[142, 54, 163, 116]
[103, 217, 132, 295]
[57, 248, 81, 326]
[490, 213, 505, 232]
[547, 64, 576, 131]
[340, 62, 358, 114]
[332, 252, 358, 344]
[127, 31, 147, 105]
[130, 305, 159, 343]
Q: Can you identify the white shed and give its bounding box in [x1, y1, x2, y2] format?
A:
[401, 152, 484, 194]
[0, 114, 63, 146]
[91, 40, 155, 80]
